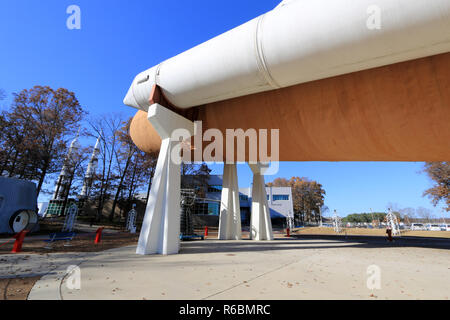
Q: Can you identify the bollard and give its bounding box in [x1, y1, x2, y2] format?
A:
[204, 226, 208, 238]
[11, 230, 28, 253]
[95, 227, 104, 244]
[286, 228, 290, 237]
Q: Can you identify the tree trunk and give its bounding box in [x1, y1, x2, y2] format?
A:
[8, 150, 19, 177]
[100, 144, 115, 220]
[126, 159, 138, 211]
[109, 154, 132, 221]
[97, 178, 105, 221]
[36, 158, 50, 198]
[96, 141, 107, 221]
[0, 152, 11, 175]
[145, 176, 153, 207]
[17, 150, 30, 179]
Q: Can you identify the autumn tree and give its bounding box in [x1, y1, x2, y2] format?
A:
[1, 86, 85, 196]
[267, 176, 326, 223]
[423, 162, 449, 212]
[0, 111, 13, 174]
[0, 108, 36, 178]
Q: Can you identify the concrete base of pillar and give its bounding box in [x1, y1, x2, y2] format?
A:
[218, 163, 242, 240]
[249, 164, 274, 241]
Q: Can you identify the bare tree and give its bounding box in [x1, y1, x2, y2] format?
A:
[59, 144, 90, 215]
[88, 113, 123, 221]
[141, 151, 159, 207]
[109, 118, 137, 221]
[416, 207, 433, 223]
[399, 207, 416, 224]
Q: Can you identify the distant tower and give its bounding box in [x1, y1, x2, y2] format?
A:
[79, 135, 101, 199]
[52, 131, 80, 200]
[333, 210, 343, 233]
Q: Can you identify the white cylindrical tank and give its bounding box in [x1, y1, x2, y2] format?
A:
[124, 0, 450, 110]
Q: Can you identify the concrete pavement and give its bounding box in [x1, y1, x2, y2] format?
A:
[23, 237, 450, 300]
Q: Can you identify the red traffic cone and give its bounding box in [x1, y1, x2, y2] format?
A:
[11, 230, 28, 253]
[94, 227, 104, 244]
[204, 226, 208, 237]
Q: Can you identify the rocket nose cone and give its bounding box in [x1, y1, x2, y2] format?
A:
[123, 85, 139, 109]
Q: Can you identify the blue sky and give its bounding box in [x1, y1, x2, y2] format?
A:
[0, 0, 445, 217]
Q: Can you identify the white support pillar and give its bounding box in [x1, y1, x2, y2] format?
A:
[136, 104, 194, 255]
[249, 163, 274, 241]
[218, 163, 242, 240]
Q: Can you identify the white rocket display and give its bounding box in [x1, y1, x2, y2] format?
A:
[52, 131, 80, 200]
[79, 135, 101, 199]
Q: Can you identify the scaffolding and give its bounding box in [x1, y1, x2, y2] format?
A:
[180, 189, 204, 240]
[332, 210, 343, 233]
[45, 199, 77, 217]
[386, 208, 401, 236]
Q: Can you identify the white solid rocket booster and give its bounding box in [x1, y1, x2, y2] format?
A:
[124, 0, 450, 110]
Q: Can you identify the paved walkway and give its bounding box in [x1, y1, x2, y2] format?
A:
[24, 237, 450, 300]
